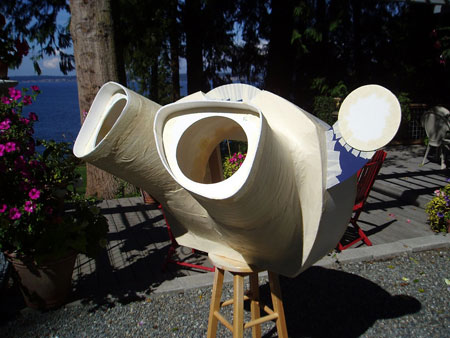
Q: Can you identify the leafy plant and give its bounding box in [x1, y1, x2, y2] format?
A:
[223, 152, 246, 179]
[311, 79, 347, 126]
[397, 92, 412, 122]
[425, 184, 450, 233]
[0, 13, 29, 72]
[0, 86, 108, 263]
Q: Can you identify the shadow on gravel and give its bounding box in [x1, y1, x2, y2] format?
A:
[258, 266, 421, 338]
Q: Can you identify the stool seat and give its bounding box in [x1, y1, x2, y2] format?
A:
[208, 253, 260, 273]
[207, 253, 288, 338]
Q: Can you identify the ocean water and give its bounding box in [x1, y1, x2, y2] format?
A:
[11, 76, 81, 143]
[9, 76, 190, 143]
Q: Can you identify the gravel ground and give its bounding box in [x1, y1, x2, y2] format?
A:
[0, 248, 449, 338]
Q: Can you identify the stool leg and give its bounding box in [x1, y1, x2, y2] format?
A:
[249, 273, 261, 338]
[207, 268, 225, 338]
[268, 272, 288, 338]
[233, 273, 245, 338]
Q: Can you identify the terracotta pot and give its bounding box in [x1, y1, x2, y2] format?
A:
[6, 251, 77, 309]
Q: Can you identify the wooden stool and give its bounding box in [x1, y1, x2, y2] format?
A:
[207, 253, 288, 338]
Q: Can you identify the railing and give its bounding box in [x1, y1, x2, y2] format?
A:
[407, 104, 429, 141]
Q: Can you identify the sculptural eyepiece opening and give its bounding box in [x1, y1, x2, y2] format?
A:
[176, 116, 247, 184]
[95, 95, 127, 146]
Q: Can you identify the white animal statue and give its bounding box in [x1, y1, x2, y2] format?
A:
[73, 83, 401, 277]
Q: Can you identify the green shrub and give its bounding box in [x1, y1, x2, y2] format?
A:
[425, 184, 450, 233]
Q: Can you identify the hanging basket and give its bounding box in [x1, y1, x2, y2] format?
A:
[5, 251, 78, 309]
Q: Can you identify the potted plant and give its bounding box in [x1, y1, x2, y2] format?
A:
[0, 86, 108, 309]
[425, 184, 450, 233]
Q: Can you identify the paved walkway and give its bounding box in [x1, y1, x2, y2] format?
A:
[67, 144, 450, 304]
[2, 145, 449, 311]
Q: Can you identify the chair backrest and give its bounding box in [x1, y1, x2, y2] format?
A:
[421, 107, 450, 146]
[353, 150, 387, 212]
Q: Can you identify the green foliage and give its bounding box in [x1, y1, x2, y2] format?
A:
[312, 79, 347, 126]
[0, 1, 73, 74]
[397, 92, 412, 122]
[0, 87, 108, 263]
[223, 152, 246, 179]
[313, 96, 338, 126]
[425, 184, 450, 233]
[113, 177, 140, 199]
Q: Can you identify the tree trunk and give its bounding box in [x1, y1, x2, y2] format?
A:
[69, 0, 121, 199]
[351, 0, 363, 85]
[169, 0, 181, 101]
[184, 0, 206, 94]
[150, 55, 159, 102]
[265, 0, 295, 99]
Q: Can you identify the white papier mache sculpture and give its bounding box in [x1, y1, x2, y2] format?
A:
[73, 83, 401, 277]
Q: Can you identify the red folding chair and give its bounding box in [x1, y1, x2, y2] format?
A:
[159, 204, 215, 272]
[338, 150, 387, 251]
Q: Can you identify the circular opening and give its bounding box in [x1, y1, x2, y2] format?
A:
[176, 117, 248, 184]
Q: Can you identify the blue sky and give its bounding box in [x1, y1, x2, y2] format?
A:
[9, 10, 75, 77]
[9, 9, 190, 77]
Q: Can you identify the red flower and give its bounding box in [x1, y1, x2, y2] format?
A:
[9, 207, 21, 220]
[8, 88, 21, 101]
[1, 96, 11, 104]
[28, 188, 41, 200]
[5, 141, 16, 152]
[28, 112, 38, 121]
[22, 95, 32, 106]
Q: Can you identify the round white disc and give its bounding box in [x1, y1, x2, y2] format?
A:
[338, 84, 401, 151]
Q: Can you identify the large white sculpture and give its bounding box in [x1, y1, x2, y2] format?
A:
[73, 83, 400, 277]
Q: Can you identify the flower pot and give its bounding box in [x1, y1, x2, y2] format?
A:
[5, 251, 77, 309]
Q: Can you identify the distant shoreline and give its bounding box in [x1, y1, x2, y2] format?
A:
[10, 75, 77, 83]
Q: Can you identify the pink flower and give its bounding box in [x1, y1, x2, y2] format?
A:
[0, 204, 6, 213]
[22, 95, 32, 105]
[0, 144, 5, 156]
[434, 189, 441, 197]
[8, 88, 21, 100]
[31, 85, 40, 92]
[28, 188, 40, 200]
[24, 201, 36, 213]
[9, 207, 21, 220]
[0, 118, 11, 130]
[5, 142, 16, 152]
[20, 117, 30, 125]
[28, 112, 38, 121]
[1, 96, 11, 104]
